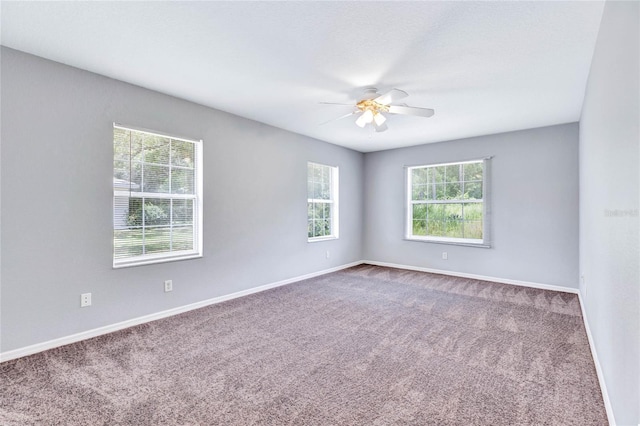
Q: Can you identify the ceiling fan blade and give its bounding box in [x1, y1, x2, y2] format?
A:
[320, 111, 357, 126]
[374, 122, 388, 133]
[387, 105, 435, 118]
[374, 89, 408, 105]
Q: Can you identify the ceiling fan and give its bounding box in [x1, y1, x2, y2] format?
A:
[320, 88, 434, 132]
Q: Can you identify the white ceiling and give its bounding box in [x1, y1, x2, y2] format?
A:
[1, 1, 604, 152]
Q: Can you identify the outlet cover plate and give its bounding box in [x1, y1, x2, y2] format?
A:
[80, 293, 92, 307]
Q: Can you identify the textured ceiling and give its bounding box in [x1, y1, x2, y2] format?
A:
[1, 1, 604, 152]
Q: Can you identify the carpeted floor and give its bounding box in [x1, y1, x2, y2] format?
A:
[0, 265, 607, 425]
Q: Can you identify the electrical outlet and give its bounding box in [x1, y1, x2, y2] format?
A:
[80, 293, 92, 307]
[326, 250, 330, 259]
[442, 252, 448, 260]
[164, 280, 173, 292]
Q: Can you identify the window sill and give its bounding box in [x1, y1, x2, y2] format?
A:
[404, 236, 491, 248]
[113, 252, 203, 269]
[308, 236, 338, 243]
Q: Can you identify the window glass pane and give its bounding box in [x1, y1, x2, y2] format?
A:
[126, 198, 143, 227]
[323, 203, 332, 221]
[307, 179, 314, 198]
[114, 160, 130, 182]
[322, 165, 330, 184]
[313, 164, 322, 181]
[464, 162, 483, 182]
[313, 220, 329, 237]
[129, 131, 144, 163]
[172, 199, 193, 225]
[444, 203, 463, 221]
[413, 204, 427, 220]
[445, 181, 462, 199]
[427, 219, 445, 236]
[432, 166, 445, 184]
[172, 226, 194, 251]
[145, 227, 172, 254]
[427, 204, 444, 220]
[143, 165, 170, 193]
[114, 196, 130, 229]
[320, 180, 331, 200]
[143, 134, 170, 164]
[445, 165, 460, 183]
[412, 184, 429, 201]
[114, 128, 130, 161]
[464, 203, 483, 220]
[171, 168, 194, 194]
[464, 220, 483, 239]
[412, 220, 427, 236]
[445, 219, 464, 238]
[144, 198, 171, 226]
[114, 127, 143, 162]
[171, 140, 195, 168]
[426, 183, 435, 200]
[114, 228, 144, 259]
[412, 168, 428, 185]
[130, 162, 142, 189]
[464, 182, 482, 200]
[443, 202, 464, 238]
[313, 203, 324, 219]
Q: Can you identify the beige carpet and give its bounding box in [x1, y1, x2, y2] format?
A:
[0, 265, 607, 425]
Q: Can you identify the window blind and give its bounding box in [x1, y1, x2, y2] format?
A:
[113, 124, 203, 267]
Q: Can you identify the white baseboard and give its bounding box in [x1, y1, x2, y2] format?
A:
[362, 260, 579, 294]
[0, 261, 363, 363]
[577, 292, 616, 426]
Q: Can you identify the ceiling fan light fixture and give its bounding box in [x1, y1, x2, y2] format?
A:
[322, 88, 434, 131]
[373, 112, 386, 126]
[362, 109, 374, 123]
[356, 109, 374, 127]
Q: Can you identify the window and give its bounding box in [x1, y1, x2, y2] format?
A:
[113, 124, 203, 268]
[406, 159, 490, 246]
[307, 162, 339, 241]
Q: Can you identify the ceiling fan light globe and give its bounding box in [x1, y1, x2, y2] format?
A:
[355, 113, 368, 128]
[362, 109, 374, 124]
[373, 112, 387, 126]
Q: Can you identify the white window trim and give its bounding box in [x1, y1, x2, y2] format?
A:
[307, 162, 339, 242]
[404, 158, 491, 247]
[113, 124, 204, 268]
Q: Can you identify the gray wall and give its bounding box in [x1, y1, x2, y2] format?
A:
[363, 124, 579, 288]
[579, 1, 639, 424]
[0, 47, 364, 352]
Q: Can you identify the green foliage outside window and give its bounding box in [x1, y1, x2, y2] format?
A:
[307, 162, 337, 239]
[114, 126, 199, 262]
[409, 161, 484, 241]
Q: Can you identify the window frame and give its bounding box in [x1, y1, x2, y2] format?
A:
[405, 158, 491, 247]
[307, 162, 339, 242]
[113, 124, 203, 268]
